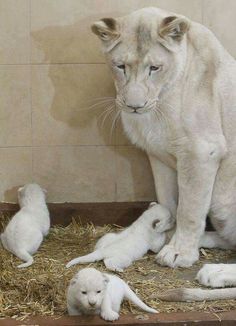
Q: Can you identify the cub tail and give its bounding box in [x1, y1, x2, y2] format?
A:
[16, 250, 34, 268]
[66, 250, 103, 268]
[158, 287, 236, 301]
[124, 284, 158, 314]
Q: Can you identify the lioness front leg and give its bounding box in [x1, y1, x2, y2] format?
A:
[156, 139, 226, 268]
[148, 154, 178, 218]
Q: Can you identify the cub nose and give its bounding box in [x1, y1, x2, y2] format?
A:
[89, 301, 96, 307]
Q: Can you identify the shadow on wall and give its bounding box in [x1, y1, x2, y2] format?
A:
[32, 16, 118, 145]
[4, 185, 22, 202]
[30, 16, 156, 202]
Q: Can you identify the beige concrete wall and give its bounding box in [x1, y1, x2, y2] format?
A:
[0, 0, 235, 203]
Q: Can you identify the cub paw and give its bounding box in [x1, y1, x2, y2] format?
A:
[101, 310, 119, 321]
[104, 258, 124, 272]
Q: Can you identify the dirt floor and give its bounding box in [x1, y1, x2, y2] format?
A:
[1, 217, 236, 321]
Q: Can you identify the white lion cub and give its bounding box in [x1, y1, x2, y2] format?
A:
[67, 267, 157, 320]
[0, 183, 50, 268]
[66, 202, 174, 271]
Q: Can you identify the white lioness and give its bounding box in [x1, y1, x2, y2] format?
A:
[91, 6, 236, 277]
[67, 268, 157, 320]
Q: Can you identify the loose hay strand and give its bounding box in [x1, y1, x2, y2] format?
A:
[1, 215, 236, 320]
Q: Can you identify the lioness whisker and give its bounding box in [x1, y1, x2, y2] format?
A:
[153, 106, 170, 132]
[87, 96, 115, 103]
[78, 99, 115, 112]
[101, 105, 116, 129]
[97, 105, 114, 122]
[110, 109, 121, 140]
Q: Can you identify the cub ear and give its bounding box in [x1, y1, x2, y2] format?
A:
[102, 273, 110, 284]
[70, 274, 79, 286]
[42, 188, 47, 194]
[91, 18, 120, 42]
[70, 279, 77, 286]
[159, 16, 190, 41]
[152, 219, 160, 229]
[148, 202, 158, 209]
[18, 186, 24, 193]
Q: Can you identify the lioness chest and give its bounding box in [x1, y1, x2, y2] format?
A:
[121, 112, 177, 169]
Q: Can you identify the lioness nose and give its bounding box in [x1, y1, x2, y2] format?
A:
[126, 101, 147, 110]
[124, 82, 147, 109]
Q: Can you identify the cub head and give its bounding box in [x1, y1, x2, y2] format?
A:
[148, 202, 174, 233]
[70, 268, 109, 311]
[17, 183, 47, 207]
[91, 7, 190, 115]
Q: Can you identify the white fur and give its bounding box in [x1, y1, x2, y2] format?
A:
[0, 184, 50, 268]
[67, 267, 157, 320]
[92, 7, 236, 268]
[66, 203, 174, 271]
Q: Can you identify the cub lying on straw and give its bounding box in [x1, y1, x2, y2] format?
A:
[66, 202, 174, 271]
[0, 184, 50, 268]
[67, 267, 157, 320]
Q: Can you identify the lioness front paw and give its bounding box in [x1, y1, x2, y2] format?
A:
[197, 264, 236, 288]
[101, 310, 119, 321]
[156, 244, 199, 268]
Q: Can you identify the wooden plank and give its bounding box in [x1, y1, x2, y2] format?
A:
[0, 202, 150, 228]
[0, 202, 213, 229]
[1, 311, 236, 326]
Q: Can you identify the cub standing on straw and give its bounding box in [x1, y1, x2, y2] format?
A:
[0, 184, 50, 268]
[66, 202, 174, 271]
[67, 267, 157, 321]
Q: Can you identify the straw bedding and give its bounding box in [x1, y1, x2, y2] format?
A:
[1, 216, 236, 321]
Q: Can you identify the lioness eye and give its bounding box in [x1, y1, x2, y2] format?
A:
[149, 66, 162, 75]
[117, 64, 125, 71]
[82, 291, 87, 294]
[97, 290, 101, 293]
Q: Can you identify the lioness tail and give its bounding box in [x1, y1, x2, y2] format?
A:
[158, 287, 236, 301]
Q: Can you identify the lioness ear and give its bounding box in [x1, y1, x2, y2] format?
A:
[159, 16, 190, 41]
[91, 18, 120, 42]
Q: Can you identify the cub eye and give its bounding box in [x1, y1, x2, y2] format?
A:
[82, 291, 87, 294]
[97, 290, 101, 293]
[117, 64, 125, 71]
[149, 66, 162, 75]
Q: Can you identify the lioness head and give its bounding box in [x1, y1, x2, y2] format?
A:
[92, 7, 190, 115]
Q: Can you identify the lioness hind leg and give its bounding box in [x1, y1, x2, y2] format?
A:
[210, 158, 236, 247]
[197, 264, 236, 288]
[199, 231, 234, 249]
[209, 205, 236, 247]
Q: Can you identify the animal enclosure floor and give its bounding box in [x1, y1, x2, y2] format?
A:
[1, 218, 236, 321]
